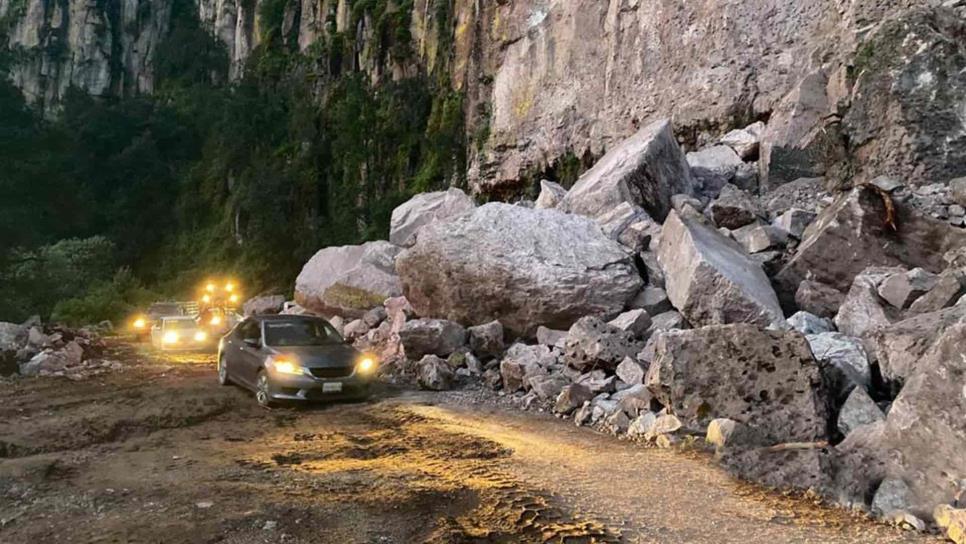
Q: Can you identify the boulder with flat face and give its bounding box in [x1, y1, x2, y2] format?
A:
[396, 203, 642, 336]
[775, 186, 966, 306]
[564, 317, 644, 372]
[658, 210, 785, 328]
[389, 188, 476, 247]
[242, 295, 286, 317]
[795, 280, 845, 319]
[559, 119, 694, 222]
[837, 387, 884, 437]
[834, 267, 903, 337]
[398, 319, 467, 359]
[805, 332, 871, 399]
[467, 320, 504, 358]
[295, 241, 403, 318]
[865, 304, 966, 383]
[707, 184, 761, 230]
[646, 325, 828, 444]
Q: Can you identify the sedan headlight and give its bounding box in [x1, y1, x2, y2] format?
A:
[133, 318, 146, 329]
[163, 331, 179, 344]
[268, 356, 303, 376]
[194, 331, 208, 342]
[356, 356, 377, 374]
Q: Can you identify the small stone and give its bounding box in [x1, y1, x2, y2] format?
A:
[786, 311, 834, 335]
[607, 309, 652, 337]
[615, 357, 646, 385]
[795, 280, 845, 319]
[772, 208, 816, 239]
[630, 286, 672, 316]
[732, 223, 788, 254]
[417, 355, 455, 391]
[627, 411, 657, 438]
[837, 387, 885, 437]
[877, 268, 939, 310]
[263, 521, 278, 531]
[871, 478, 913, 517]
[535, 326, 568, 349]
[604, 409, 631, 435]
[196, 501, 214, 509]
[554, 383, 593, 414]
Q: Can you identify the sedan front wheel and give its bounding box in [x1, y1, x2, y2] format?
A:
[255, 370, 275, 408]
[217, 355, 231, 386]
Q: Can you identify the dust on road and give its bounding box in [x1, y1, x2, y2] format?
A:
[0, 340, 937, 543]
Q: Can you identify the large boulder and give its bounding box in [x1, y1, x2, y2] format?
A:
[397, 319, 467, 359]
[396, 203, 642, 336]
[865, 304, 966, 384]
[841, 9, 966, 191]
[804, 332, 871, 399]
[875, 323, 966, 518]
[908, 269, 966, 314]
[775, 186, 966, 305]
[467, 320, 504, 358]
[559, 119, 694, 222]
[389, 188, 476, 247]
[294, 241, 402, 318]
[242, 295, 286, 317]
[646, 325, 828, 444]
[658, 210, 785, 328]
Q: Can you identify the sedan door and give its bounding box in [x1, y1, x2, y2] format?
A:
[233, 320, 265, 388]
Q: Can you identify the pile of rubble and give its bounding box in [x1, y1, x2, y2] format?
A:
[0, 319, 119, 380]
[286, 115, 966, 541]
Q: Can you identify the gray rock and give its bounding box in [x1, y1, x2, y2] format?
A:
[760, 72, 831, 187]
[658, 210, 785, 328]
[877, 268, 939, 310]
[615, 357, 646, 385]
[535, 179, 567, 209]
[772, 208, 816, 239]
[575, 370, 617, 394]
[707, 183, 761, 230]
[417, 355, 456, 391]
[603, 409, 632, 435]
[787, 311, 834, 335]
[719, 122, 764, 160]
[528, 374, 569, 401]
[838, 387, 885, 437]
[872, 479, 913, 517]
[389, 188, 476, 247]
[732, 223, 788, 254]
[613, 384, 654, 417]
[834, 267, 902, 337]
[646, 325, 828, 444]
[559, 119, 694, 222]
[908, 269, 966, 314]
[704, 418, 767, 450]
[805, 332, 871, 397]
[595, 202, 661, 253]
[342, 319, 368, 340]
[630, 286, 672, 316]
[396, 203, 643, 336]
[671, 194, 705, 215]
[722, 446, 833, 493]
[607, 309, 652, 337]
[866, 304, 966, 383]
[687, 145, 744, 196]
[951, 177, 966, 208]
[775, 187, 966, 305]
[398, 319, 467, 359]
[500, 343, 557, 392]
[639, 252, 665, 287]
[242, 295, 286, 317]
[733, 162, 759, 192]
[554, 383, 593, 415]
[20, 342, 83, 376]
[295, 241, 403, 318]
[795, 280, 845, 319]
[535, 326, 568, 349]
[362, 306, 388, 328]
[467, 320, 504, 358]
[647, 311, 687, 334]
[0, 322, 25, 353]
[627, 412, 658, 438]
[563, 317, 645, 372]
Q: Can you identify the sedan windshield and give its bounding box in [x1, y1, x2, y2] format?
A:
[264, 320, 343, 347]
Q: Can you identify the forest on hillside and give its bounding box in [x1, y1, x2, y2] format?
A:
[0, 0, 465, 325]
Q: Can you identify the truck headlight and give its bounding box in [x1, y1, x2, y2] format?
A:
[133, 318, 146, 329]
[268, 357, 302, 376]
[356, 356, 376, 374]
[163, 331, 179, 344]
[210, 315, 222, 326]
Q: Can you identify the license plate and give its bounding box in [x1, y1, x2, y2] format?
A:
[322, 382, 343, 393]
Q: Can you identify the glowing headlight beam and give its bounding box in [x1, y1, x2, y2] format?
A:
[194, 331, 208, 342]
[162, 331, 179, 344]
[133, 318, 146, 329]
[357, 356, 376, 374]
[270, 358, 302, 376]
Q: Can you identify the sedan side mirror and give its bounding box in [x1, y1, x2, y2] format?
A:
[243, 338, 261, 348]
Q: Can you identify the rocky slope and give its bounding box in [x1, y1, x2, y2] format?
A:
[4, 1, 965, 197]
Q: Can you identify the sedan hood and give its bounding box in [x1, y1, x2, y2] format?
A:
[268, 343, 361, 368]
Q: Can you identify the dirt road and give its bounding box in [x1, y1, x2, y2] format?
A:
[0, 341, 936, 543]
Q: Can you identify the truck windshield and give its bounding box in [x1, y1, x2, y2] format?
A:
[264, 320, 343, 347]
[164, 319, 197, 330]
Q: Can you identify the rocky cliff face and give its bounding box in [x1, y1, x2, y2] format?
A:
[2, 0, 965, 192]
